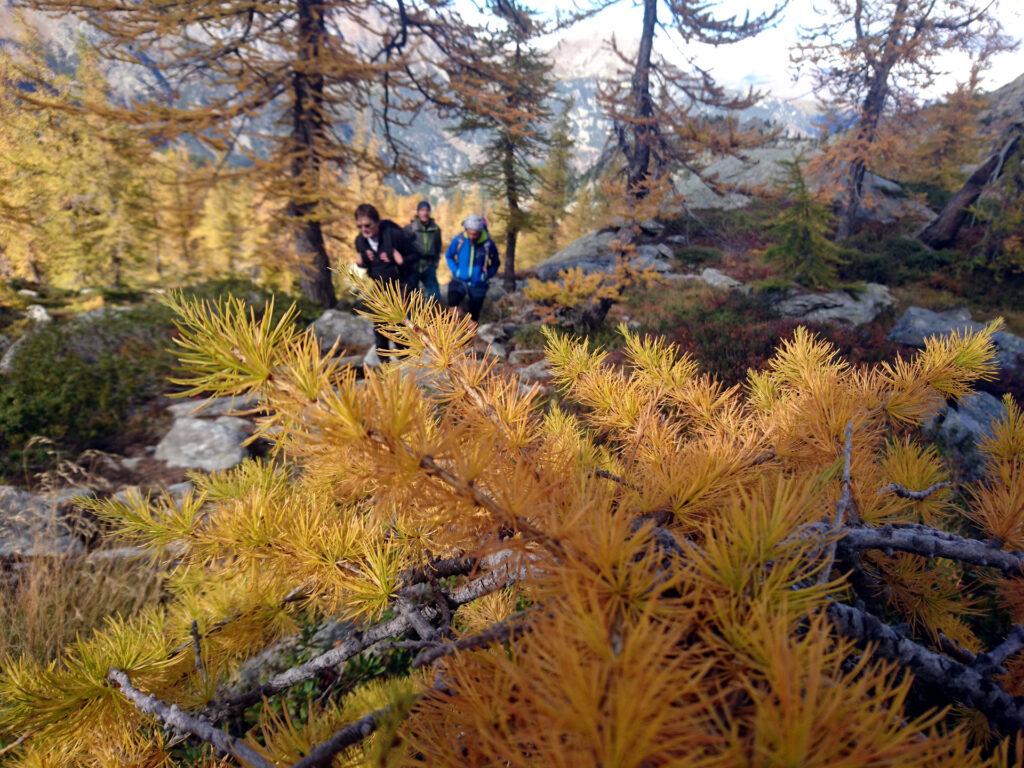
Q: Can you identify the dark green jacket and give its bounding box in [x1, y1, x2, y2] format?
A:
[404, 218, 442, 265]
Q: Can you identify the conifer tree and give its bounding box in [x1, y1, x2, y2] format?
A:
[582, 0, 782, 214]
[533, 99, 577, 252]
[3, 281, 1024, 765]
[16, 0, 494, 306]
[449, 1, 554, 292]
[793, 0, 1013, 240]
[765, 157, 848, 288]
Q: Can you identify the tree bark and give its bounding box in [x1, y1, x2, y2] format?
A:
[625, 0, 658, 202]
[836, 77, 888, 240]
[290, 0, 336, 308]
[919, 124, 1023, 249]
[503, 136, 519, 292]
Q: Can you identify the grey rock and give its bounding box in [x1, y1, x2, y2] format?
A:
[336, 353, 365, 368]
[638, 219, 665, 236]
[699, 268, 743, 291]
[154, 416, 252, 472]
[26, 304, 51, 324]
[889, 307, 1024, 379]
[16, 288, 39, 298]
[517, 359, 552, 384]
[534, 230, 620, 280]
[165, 481, 195, 502]
[633, 244, 675, 273]
[665, 235, 690, 245]
[311, 309, 375, 354]
[776, 283, 894, 326]
[0, 334, 9, 360]
[121, 456, 143, 472]
[483, 342, 507, 361]
[509, 349, 544, 366]
[363, 345, 382, 369]
[925, 392, 1007, 481]
[0, 486, 83, 557]
[167, 393, 259, 419]
[476, 322, 507, 345]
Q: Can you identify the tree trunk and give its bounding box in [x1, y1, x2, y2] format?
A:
[919, 125, 1023, 249]
[290, 0, 335, 308]
[625, 0, 658, 202]
[836, 78, 887, 240]
[503, 136, 519, 292]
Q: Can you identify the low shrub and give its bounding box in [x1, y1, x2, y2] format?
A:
[840, 234, 952, 285]
[672, 245, 723, 268]
[0, 305, 178, 479]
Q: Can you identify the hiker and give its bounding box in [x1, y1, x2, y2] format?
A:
[353, 203, 416, 355]
[404, 200, 443, 304]
[445, 214, 500, 323]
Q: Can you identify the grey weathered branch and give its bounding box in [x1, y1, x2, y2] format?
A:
[107, 669, 273, 768]
[411, 610, 533, 669]
[827, 603, 1024, 733]
[836, 523, 1024, 574]
[818, 421, 855, 585]
[290, 706, 388, 768]
[976, 625, 1024, 675]
[879, 481, 951, 501]
[208, 554, 523, 719]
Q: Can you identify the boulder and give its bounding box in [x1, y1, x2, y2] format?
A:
[534, 230, 621, 280]
[0, 486, 84, 557]
[776, 283, 894, 326]
[154, 416, 251, 472]
[363, 345, 382, 369]
[16, 288, 39, 298]
[311, 309, 375, 354]
[517, 359, 553, 384]
[699, 268, 743, 291]
[889, 307, 1024, 387]
[925, 392, 1006, 481]
[633, 244, 675, 273]
[26, 304, 51, 324]
[638, 219, 665, 236]
[167, 393, 259, 419]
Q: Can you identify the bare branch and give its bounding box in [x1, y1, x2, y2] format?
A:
[818, 421, 855, 585]
[879, 481, 950, 500]
[837, 523, 1024, 574]
[107, 669, 273, 768]
[827, 603, 1024, 733]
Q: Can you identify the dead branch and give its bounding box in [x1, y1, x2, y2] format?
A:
[879, 481, 951, 500]
[107, 669, 273, 768]
[827, 602, 1024, 733]
[819, 421, 855, 585]
[207, 556, 523, 719]
[836, 523, 1024, 574]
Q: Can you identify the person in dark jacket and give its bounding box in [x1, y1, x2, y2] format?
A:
[445, 214, 500, 323]
[403, 200, 443, 304]
[353, 203, 416, 355]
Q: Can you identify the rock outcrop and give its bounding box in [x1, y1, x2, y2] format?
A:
[154, 416, 252, 472]
[889, 307, 1024, 392]
[311, 309, 376, 354]
[0, 486, 88, 557]
[925, 392, 1007, 481]
[776, 283, 894, 326]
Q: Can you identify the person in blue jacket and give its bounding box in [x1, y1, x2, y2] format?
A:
[445, 214, 500, 322]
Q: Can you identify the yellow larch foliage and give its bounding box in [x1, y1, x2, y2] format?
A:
[1, 281, 1021, 767]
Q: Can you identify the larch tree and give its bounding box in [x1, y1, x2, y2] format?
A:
[580, 0, 783, 219]
[448, 1, 554, 292]
[6, 281, 1024, 765]
[15, 0, 492, 306]
[793, 0, 1013, 240]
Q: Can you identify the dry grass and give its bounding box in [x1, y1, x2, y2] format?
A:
[0, 548, 161, 665]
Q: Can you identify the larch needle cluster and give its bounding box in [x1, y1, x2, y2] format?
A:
[3, 283, 1024, 766]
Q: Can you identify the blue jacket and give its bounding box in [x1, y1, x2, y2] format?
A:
[445, 231, 500, 286]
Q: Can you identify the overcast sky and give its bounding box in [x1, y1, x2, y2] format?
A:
[491, 0, 1024, 101]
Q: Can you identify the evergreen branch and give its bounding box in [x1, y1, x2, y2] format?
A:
[826, 603, 1024, 734]
[836, 523, 1024, 573]
[879, 481, 951, 500]
[107, 669, 273, 768]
